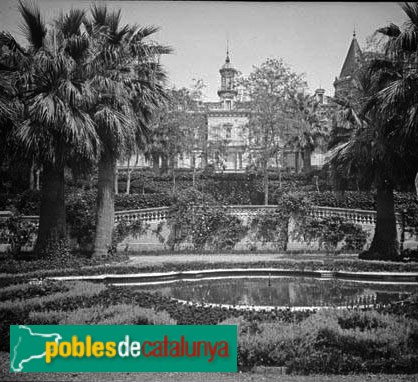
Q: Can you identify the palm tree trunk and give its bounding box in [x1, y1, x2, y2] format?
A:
[29, 160, 35, 190]
[263, 161, 269, 205]
[114, 169, 119, 195]
[126, 170, 132, 195]
[152, 153, 160, 175]
[34, 162, 66, 256]
[35, 168, 41, 190]
[302, 147, 312, 173]
[295, 150, 300, 173]
[93, 152, 116, 258]
[126, 157, 131, 195]
[360, 175, 399, 260]
[415, 171, 418, 199]
[161, 155, 168, 175]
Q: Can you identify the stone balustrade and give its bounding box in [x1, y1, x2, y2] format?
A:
[0, 205, 404, 228]
[115, 207, 170, 223]
[310, 206, 377, 225]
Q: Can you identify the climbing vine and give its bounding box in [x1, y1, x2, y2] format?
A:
[249, 193, 368, 252]
[250, 193, 312, 250]
[166, 188, 248, 251]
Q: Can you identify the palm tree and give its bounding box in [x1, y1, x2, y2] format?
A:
[291, 93, 330, 173]
[0, 2, 99, 255]
[329, 62, 416, 260]
[370, 2, 418, 198]
[86, 5, 171, 257]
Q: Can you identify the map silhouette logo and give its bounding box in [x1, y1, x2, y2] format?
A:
[10, 325, 62, 372]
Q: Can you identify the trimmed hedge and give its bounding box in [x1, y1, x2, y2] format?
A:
[114, 193, 172, 210]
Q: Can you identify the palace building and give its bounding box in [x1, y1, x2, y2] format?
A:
[119, 34, 363, 174]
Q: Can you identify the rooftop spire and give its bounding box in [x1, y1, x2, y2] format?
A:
[226, 39, 230, 63]
[339, 31, 363, 78]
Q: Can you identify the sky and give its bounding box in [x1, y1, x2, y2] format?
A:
[0, 1, 408, 100]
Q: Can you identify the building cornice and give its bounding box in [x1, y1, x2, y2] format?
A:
[207, 110, 251, 117]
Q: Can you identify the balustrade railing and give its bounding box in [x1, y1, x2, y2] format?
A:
[114, 207, 170, 223]
[0, 204, 403, 228]
[311, 206, 377, 225]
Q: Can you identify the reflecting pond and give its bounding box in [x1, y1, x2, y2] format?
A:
[135, 277, 418, 307]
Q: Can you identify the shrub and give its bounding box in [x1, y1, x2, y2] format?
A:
[66, 190, 96, 250]
[28, 310, 67, 324]
[115, 193, 172, 210]
[14, 189, 41, 215]
[0, 281, 106, 312]
[0, 214, 37, 255]
[303, 216, 368, 251]
[0, 281, 107, 352]
[250, 193, 312, 250]
[96, 305, 176, 325]
[401, 248, 418, 262]
[238, 309, 418, 374]
[109, 217, 149, 255]
[29, 304, 176, 325]
[167, 188, 247, 250]
[0, 280, 68, 302]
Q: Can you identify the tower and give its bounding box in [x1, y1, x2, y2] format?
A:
[333, 30, 364, 99]
[315, 88, 325, 104]
[217, 48, 238, 110]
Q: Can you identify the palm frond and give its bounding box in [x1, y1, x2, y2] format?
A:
[0, 32, 27, 55]
[129, 25, 160, 42]
[18, 0, 47, 50]
[401, 2, 418, 31]
[90, 4, 108, 28]
[55, 8, 86, 38]
[377, 23, 401, 39]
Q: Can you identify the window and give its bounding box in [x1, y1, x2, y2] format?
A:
[225, 100, 232, 110]
[224, 123, 233, 139]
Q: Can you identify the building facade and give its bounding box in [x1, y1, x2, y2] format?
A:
[205, 51, 250, 171]
[119, 39, 367, 173]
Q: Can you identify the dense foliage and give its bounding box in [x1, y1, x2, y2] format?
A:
[166, 188, 248, 251]
[303, 216, 368, 251]
[250, 193, 312, 250]
[237, 309, 418, 373]
[0, 214, 37, 255]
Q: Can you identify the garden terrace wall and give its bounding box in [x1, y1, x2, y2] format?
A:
[1, 205, 415, 252]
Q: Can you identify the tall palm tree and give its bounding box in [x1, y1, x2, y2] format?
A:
[0, 2, 99, 255]
[86, 5, 171, 257]
[370, 2, 418, 198]
[329, 63, 415, 260]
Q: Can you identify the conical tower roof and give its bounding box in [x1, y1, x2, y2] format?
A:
[339, 32, 363, 78]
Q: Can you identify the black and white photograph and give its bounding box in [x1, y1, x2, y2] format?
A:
[0, 1, 418, 381]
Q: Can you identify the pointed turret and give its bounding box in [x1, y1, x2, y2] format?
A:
[339, 31, 363, 78]
[334, 32, 364, 99]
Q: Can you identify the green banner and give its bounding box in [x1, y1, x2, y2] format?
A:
[10, 325, 237, 372]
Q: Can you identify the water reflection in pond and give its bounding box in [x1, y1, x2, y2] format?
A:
[136, 277, 418, 307]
